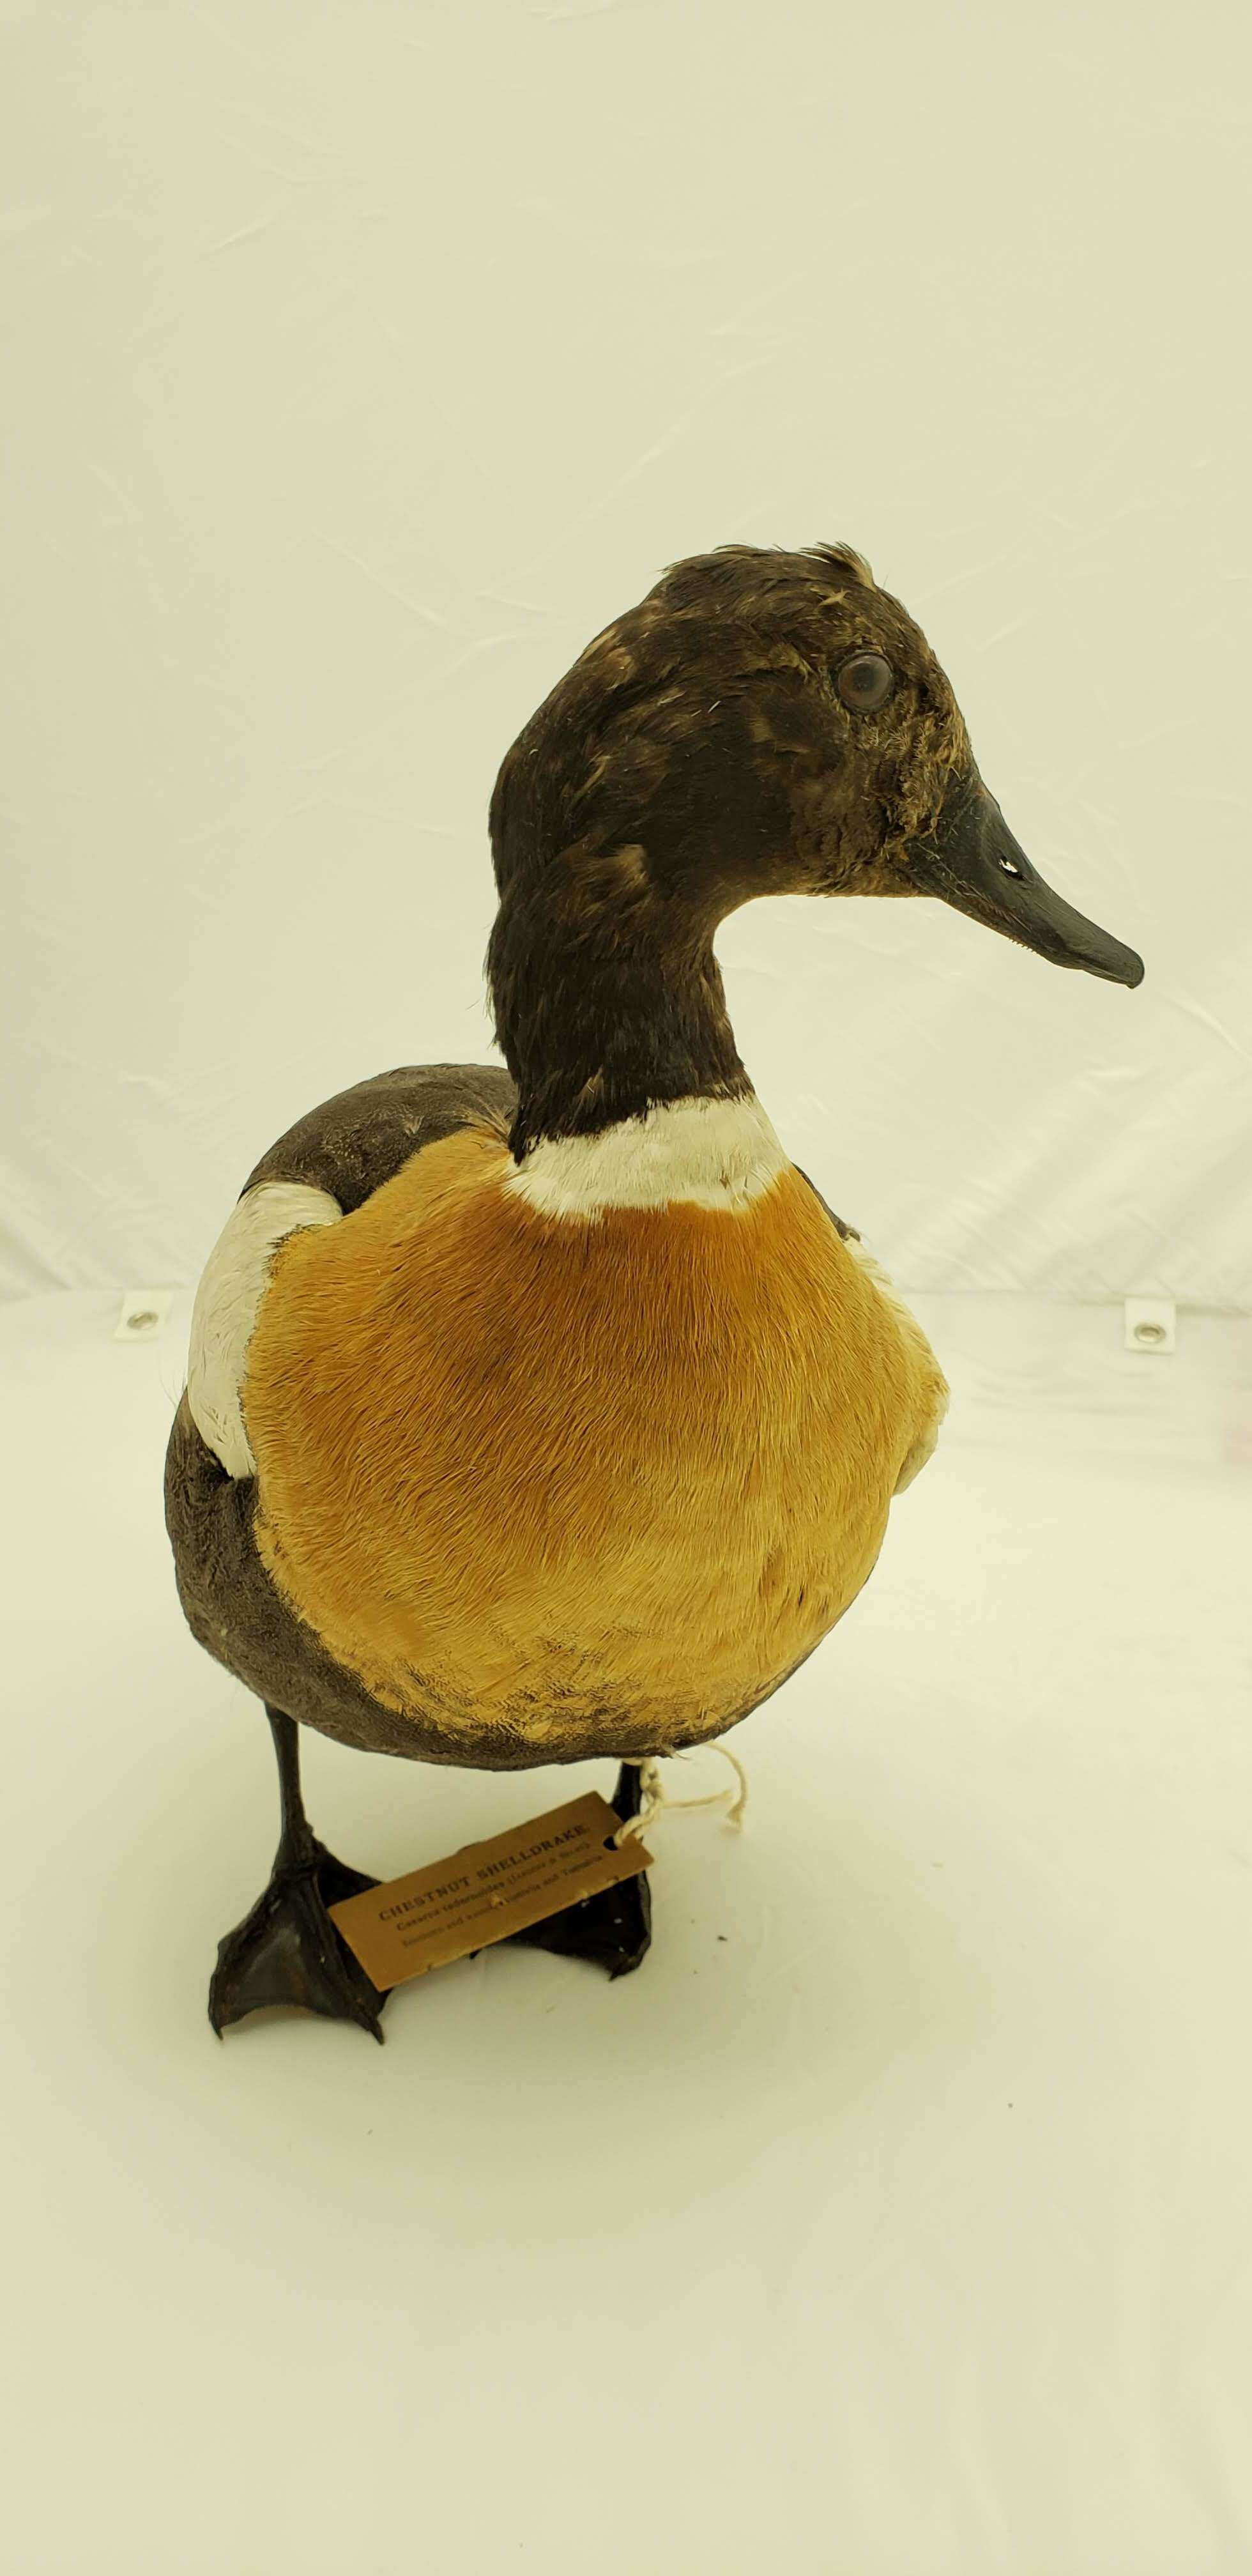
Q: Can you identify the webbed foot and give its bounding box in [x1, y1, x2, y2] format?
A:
[508, 1870, 652, 1978]
[209, 1842, 388, 2041]
[506, 1762, 652, 1979]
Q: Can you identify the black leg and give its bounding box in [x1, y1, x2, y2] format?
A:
[505, 1761, 653, 1979]
[209, 1706, 389, 2042]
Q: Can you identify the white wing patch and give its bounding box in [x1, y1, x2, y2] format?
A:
[187, 1181, 341, 1477]
[506, 1092, 790, 1220]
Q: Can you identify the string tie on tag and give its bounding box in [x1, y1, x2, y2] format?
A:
[613, 1743, 749, 1846]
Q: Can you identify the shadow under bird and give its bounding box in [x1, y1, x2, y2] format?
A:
[165, 540, 1144, 2040]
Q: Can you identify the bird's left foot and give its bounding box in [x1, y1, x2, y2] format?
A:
[505, 1761, 652, 1978]
[507, 1868, 652, 1979]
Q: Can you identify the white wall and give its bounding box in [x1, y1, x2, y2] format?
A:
[4, 0, 1249, 1307]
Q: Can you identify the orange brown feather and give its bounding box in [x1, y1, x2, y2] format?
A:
[241, 1126, 945, 1762]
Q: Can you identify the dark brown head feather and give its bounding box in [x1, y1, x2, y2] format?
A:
[487, 541, 972, 1152]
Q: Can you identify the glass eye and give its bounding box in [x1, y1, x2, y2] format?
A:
[836, 650, 894, 714]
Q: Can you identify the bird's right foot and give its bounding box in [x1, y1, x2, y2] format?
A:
[209, 1841, 388, 2041]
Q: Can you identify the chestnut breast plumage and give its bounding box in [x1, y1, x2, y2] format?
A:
[238, 1121, 945, 1762]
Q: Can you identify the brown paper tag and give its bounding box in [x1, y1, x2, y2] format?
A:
[328, 1791, 652, 1989]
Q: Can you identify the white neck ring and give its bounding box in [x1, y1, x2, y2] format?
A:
[504, 1092, 790, 1221]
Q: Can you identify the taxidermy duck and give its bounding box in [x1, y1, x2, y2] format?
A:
[165, 540, 1143, 2039]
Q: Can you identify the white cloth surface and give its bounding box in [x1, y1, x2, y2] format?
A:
[3, 0, 1251, 1309]
[2, 1289, 1249, 2575]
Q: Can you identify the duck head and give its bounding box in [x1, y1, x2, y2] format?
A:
[489, 542, 1143, 1154]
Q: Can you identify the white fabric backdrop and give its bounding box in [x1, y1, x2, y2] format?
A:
[4, 0, 1249, 1307]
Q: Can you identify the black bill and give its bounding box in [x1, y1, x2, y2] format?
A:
[908, 775, 1144, 988]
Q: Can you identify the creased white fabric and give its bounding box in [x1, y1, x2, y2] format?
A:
[3, 3, 1249, 1310]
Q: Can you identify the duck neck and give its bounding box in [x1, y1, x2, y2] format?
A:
[488, 893, 751, 1160]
